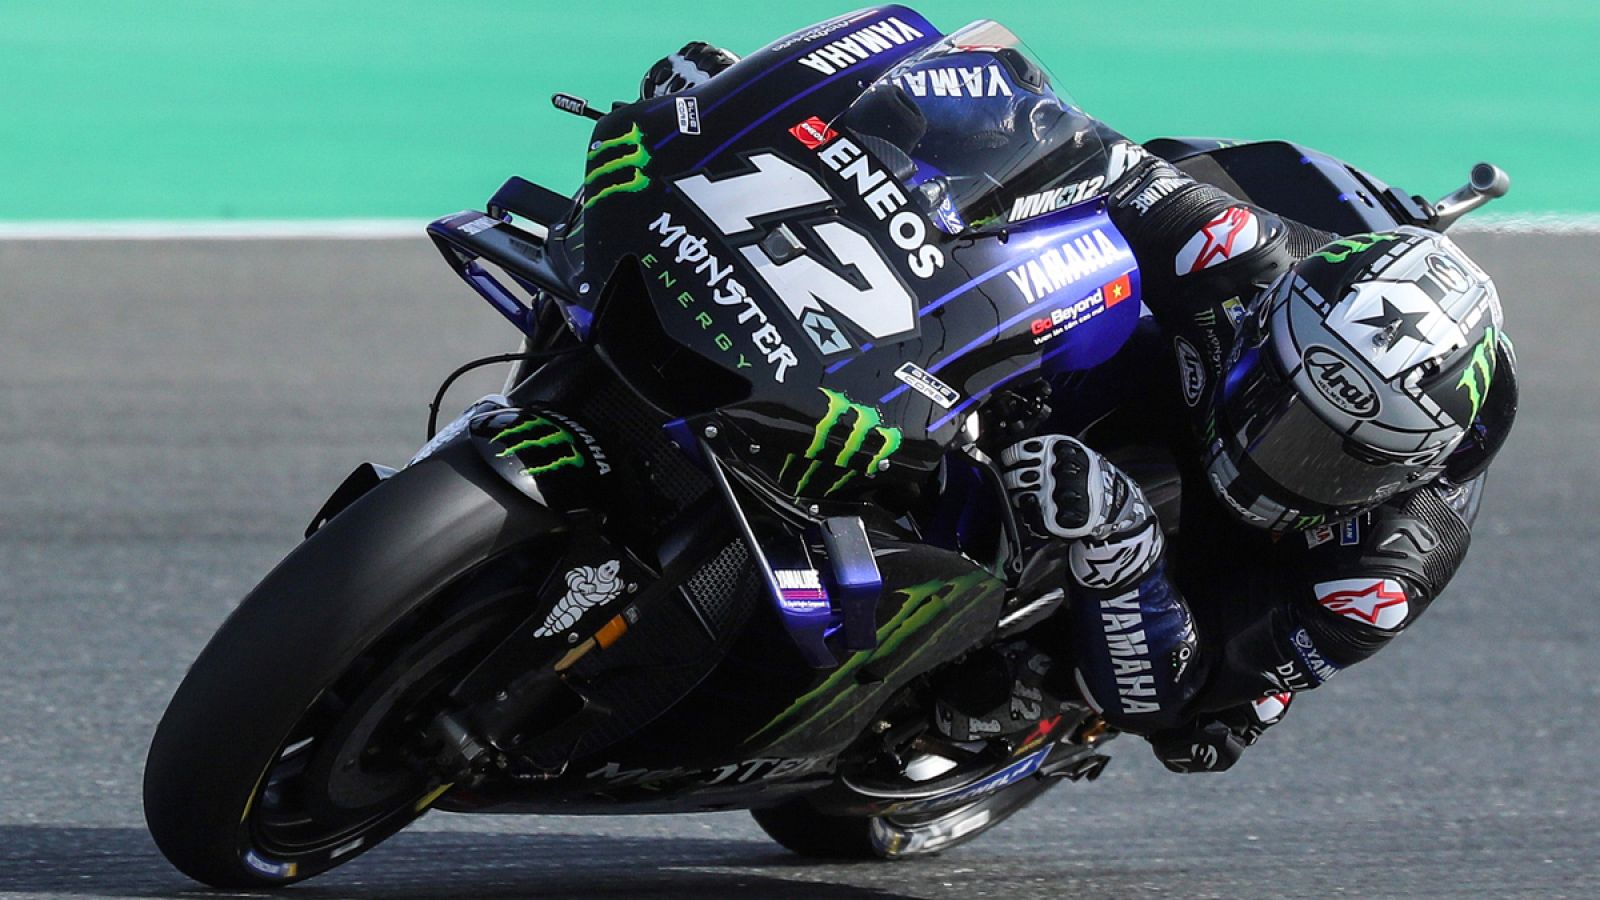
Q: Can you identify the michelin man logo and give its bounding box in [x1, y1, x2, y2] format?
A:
[534, 561, 624, 637]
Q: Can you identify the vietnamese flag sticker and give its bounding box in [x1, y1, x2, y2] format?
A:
[1103, 272, 1133, 307]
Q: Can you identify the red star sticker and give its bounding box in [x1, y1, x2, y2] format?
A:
[1187, 207, 1254, 272]
[1318, 580, 1408, 627]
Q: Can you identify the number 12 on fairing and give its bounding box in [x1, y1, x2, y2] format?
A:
[675, 153, 924, 345]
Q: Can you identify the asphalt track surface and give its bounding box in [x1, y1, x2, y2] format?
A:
[2, 233, 1597, 898]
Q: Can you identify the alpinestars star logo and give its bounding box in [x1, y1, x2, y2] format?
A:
[1069, 522, 1164, 591]
[1250, 692, 1292, 726]
[1314, 578, 1410, 630]
[533, 561, 624, 637]
[1174, 207, 1261, 275]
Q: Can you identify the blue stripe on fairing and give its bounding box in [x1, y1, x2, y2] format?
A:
[825, 342, 872, 374]
[687, 52, 926, 173]
[918, 255, 1025, 318]
[878, 279, 1079, 405]
[652, 10, 883, 153]
[829, 254, 1023, 378]
[654, 8, 938, 157]
[834, 199, 1131, 378]
[923, 341, 1075, 432]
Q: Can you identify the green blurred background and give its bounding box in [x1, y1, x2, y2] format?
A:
[2, 0, 1595, 220]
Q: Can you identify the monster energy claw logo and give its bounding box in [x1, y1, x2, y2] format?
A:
[584, 123, 650, 209]
[1457, 327, 1497, 420]
[1310, 232, 1401, 265]
[493, 415, 584, 475]
[783, 388, 903, 496]
[746, 571, 1001, 745]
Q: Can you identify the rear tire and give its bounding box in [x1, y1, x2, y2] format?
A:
[752, 774, 1059, 860]
[144, 444, 564, 887]
[751, 799, 877, 859]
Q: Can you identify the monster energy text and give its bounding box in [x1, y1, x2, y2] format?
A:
[584, 124, 651, 209]
[645, 210, 799, 382]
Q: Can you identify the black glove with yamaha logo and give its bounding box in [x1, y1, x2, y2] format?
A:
[1149, 692, 1292, 774]
[639, 42, 740, 100]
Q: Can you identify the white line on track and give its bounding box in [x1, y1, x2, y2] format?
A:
[1450, 214, 1600, 234]
[1, 214, 1599, 240]
[0, 219, 427, 240]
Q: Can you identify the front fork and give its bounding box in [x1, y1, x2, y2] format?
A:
[308, 394, 657, 777]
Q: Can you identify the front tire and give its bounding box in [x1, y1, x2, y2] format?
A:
[144, 444, 563, 887]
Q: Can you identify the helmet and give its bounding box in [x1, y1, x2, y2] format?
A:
[1204, 226, 1504, 531]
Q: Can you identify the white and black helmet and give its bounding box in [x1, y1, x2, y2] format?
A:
[1205, 226, 1506, 530]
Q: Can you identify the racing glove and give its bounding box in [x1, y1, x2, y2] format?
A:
[1000, 435, 1152, 543]
[1149, 692, 1292, 774]
[640, 42, 740, 100]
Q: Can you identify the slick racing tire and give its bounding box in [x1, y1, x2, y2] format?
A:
[750, 798, 876, 859]
[751, 773, 1059, 860]
[144, 442, 564, 888]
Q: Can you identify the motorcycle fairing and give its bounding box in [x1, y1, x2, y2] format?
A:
[580, 5, 1144, 503]
[738, 548, 1006, 757]
[434, 538, 1008, 815]
[468, 405, 615, 513]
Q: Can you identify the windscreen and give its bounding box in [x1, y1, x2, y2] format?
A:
[834, 21, 1110, 233]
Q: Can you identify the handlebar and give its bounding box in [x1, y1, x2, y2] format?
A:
[1430, 162, 1511, 232]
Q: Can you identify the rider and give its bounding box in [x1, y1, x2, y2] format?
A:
[640, 39, 1518, 773]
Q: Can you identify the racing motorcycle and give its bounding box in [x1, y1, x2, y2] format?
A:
[144, 5, 1508, 887]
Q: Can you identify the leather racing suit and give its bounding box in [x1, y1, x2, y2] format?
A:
[1013, 135, 1519, 771]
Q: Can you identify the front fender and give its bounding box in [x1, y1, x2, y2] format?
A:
[309, 400, 613, 536]
[468, 405, 614, 515]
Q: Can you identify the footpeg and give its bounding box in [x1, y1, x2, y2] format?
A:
[932, 644, 1071, 742]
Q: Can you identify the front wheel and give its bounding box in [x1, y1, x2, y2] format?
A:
[144, 444, 563, 888]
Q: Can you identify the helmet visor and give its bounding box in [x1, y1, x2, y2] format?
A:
[1220, 348, 1415, 509]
